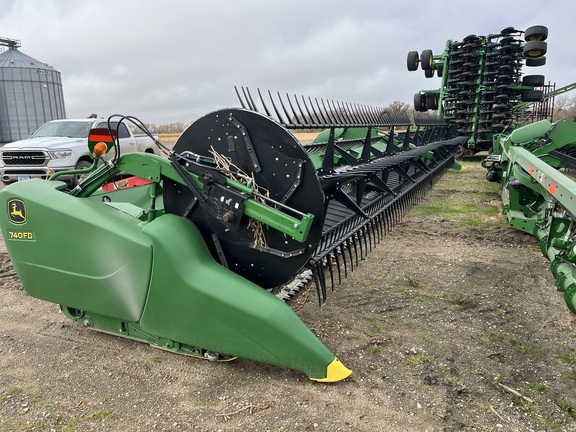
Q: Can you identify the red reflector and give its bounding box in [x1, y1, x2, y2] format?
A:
[549, 180, 557, 195]
[102, 176, 153, 192]
[89, 129, 116, 143]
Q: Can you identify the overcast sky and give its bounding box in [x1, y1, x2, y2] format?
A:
[0, 0, 573, 126]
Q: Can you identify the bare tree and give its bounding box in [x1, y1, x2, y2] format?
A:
[386, 101, 411, 118]
[552, 95, 574, 120]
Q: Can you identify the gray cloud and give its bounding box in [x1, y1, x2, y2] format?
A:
[0, 0, 572, 125]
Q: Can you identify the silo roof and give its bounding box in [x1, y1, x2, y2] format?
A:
[0, 48, 55, 70]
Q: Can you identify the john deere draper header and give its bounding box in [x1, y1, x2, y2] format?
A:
[0, 92, 464, 381]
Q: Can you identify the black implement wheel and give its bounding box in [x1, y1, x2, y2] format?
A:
[500, 27, 517, 35]
[525, 25, 548, 41]
[521, 89, 544, 102]
[526, 56, 546, 67]
[523, 41, 547, 58]
[163, 108, 325, 289]
[407, 51, 419, 71]
[426, 93, 439, 111]
[414, 93, 427, 112]
[463, 34, 479, 43]
[436, 64, 444, 78]
[522, 75, 545, 86]
[424, 68, 434, 78]
[420, 49, 433, 70]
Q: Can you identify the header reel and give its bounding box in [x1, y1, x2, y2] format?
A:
[164, 108, 325, 288]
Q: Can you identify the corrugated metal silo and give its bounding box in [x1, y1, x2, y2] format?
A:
[0, 37, 66, 143]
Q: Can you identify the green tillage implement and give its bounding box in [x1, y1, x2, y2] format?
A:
[408, 25, 551, 155]
[488, 119, 576, 313]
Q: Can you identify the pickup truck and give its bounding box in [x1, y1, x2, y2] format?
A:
[0, 118, 156, 186]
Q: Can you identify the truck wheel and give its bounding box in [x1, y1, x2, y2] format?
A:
[72, 160, 93, 187]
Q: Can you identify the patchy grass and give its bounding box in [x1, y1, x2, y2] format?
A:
[406, 353, 434, 366]
[0, 387, 17, 402]
[87, 409, 119, 421]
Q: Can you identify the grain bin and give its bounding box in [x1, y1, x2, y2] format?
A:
[0, 37, 66, 143]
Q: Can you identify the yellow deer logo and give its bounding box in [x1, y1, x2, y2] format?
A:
[7, 199, 26, 224]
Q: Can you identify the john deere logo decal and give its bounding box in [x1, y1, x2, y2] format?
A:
[8, 199, 27, 224]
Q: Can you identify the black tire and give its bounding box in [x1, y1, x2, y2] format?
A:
[526, 56, 546, 67]
[414, 93, 427, 112]
[522, 75, 545, 86]
[521, 89, 544, 102]
[72, 160, 94, 187]
[407, 51, 419, 71]
[500, 27, 517, 35]
[426, 93, 439, 111]
[499, 37, 516, 45]
[436, 64, 444, 77]
[463, 34, 478, 43]
[524, 25, 548, 42]
[424, 68, 434, 78]
[420, 49, 433, 70]
[523, 41, 547, 58]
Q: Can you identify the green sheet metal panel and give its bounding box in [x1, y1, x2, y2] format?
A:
[0, 179, 153, 321]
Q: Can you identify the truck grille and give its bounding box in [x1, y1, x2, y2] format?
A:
[2, 151, 47, 166]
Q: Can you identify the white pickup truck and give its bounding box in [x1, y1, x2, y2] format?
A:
[0, 118, 156, 186]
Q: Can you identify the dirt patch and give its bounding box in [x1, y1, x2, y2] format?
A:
[1, 161, 575, 431]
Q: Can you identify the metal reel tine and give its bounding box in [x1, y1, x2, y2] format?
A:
[345, 238, 354, 272]
[286, 93, 303, 126]
[268, 90, 287, 125]
[257, 88, 272, 117]
[294, 94, 309, 126]
[277, 92, 294, 127]
[306, 96, 321, 125]
[333, 250, 342, 284]
[329, 99, 345, 125]
[340, 245, 348, 278]
[343, 102, 356, 124]
[245, 87, 260, 112]
[326, 255, 335, 292]
[337, 100, 352, 125]
[311, 265, 325, 305]
[351, 235, 359, 265]
[240, 87, 254, 110]
[318, 262, 327, 301]
[315, 97, 329, 125]
[375, 215, 382, 242]
[234, 86, 247, 109]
